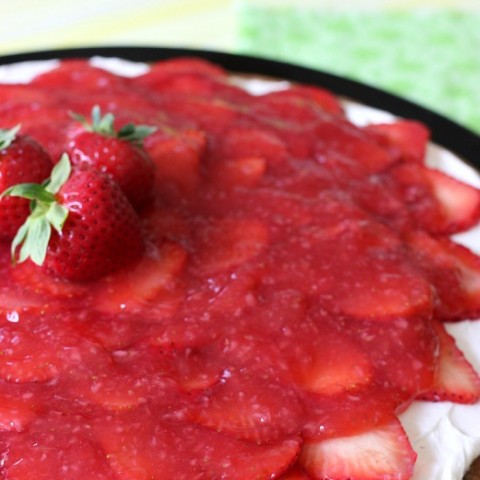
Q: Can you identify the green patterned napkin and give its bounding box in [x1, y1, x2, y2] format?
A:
[237, 5, 480, 134]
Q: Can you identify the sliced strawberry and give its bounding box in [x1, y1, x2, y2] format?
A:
[406, 231, 480, 321]
[300, 418, 416, 480]
[364, 120, 430, 164]
[135, 57, 227, 84]
[31, 59, 126, 92]
[290, 84, 344, 116]
[94, 242, 187, 316]
[94, 412, 300, 480]
[387, 162, 480, 234]
[269, 219, 433, 320]
[137, 71, 250, 104]
[158, 96, 238, 135]
[355, 316, 438, 397]
[0, 84, 53, 104]
[214, 156, 267, 187]
[163, 344, 223, 391]
[418, 322, 480, 403]
[193, 218, 269, 274]
[290, 331, 372, 396]
[216, 126, 288, 165]
[424, 167, 480, 233]
[252, 88, 340, 127]
[5, 418, 116, 480]
[334, 266, 432, 320]
[146, 128, 206, 201]
[313, 120, 397, 175]
[0, 324, 62, 383]
[194, 371, 304, 443]
[0, 395, 36, 432]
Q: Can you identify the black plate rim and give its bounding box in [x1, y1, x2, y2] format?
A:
[1, 45, 479, 169]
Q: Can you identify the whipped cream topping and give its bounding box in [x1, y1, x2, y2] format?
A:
[0, 55, 478, 480]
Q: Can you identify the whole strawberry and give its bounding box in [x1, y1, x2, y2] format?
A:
[0, 125, 53, 241]
[2, 154, 144, 282]
[67, 105, 156, 210]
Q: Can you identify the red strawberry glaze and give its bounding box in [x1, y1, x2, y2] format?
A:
[0, 57, 478, 479]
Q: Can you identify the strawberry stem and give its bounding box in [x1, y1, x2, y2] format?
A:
[0, 125, 21, 150]
[70, 105, 156, 145]
[1, 153, 71, 266]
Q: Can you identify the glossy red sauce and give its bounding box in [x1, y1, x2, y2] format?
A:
[0, 57, 479, 479]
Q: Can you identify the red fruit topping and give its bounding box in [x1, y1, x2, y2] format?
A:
[94, 241, 187, 315]
[300, 419, 416, 480]
[0, 394, 36, 432]
[31, 59, 126, 92]
[279, 464, 313, 479]
[4, 418, 117, 480]
[365, 119, 430, 163]
[192, 218, 269, 274]
[146, 129, 206, 201]
[419, 322, 480, 403]
[0, 126, 53, 240]
[424, 167, 480, 233]
[1, 57, 480, 480]
[136, 56, 227, 83]
[290, 330, 372, 396]
[67, 105, 156, 209]
[406, 231, 480, 321]
[194, 371, 304, 443]
[94, 414, 300, 480]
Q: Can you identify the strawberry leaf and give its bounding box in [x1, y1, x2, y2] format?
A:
[1, 184, 55, 203]
[2, 154, 72, 266]
[18, 216, 51, 265]
[0, 124, 21, 150]
[46, 153, 72, 194]
[117, 123, 157, 145]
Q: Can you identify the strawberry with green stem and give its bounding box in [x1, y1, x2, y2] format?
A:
[67, 105, 156, 210]
[0, 125, 53, 241]
[2, 154, 144, 282]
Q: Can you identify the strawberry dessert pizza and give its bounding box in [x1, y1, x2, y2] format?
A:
[0, 54, 478, 479]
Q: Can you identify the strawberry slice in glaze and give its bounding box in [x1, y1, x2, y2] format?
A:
[0, 395, 36, 432]
[388, 163, 480, 234]
[31, 59, 127, 92]
[406, 231, 480, 321]
[424, 167, 480, 233]
[194, 372, 304, 443]
[300, 418, 416, 480]
[214, 156, 267, 187]
[418, 322, 480, 403]
[252, 87, 342, 127]
[364, 120, 430, 164]
[193, 218, 269, 274]
[135, 57, 227, 84]
[0, 323, 63, 383]
[4, 420, 117, 480]
[94, 242, 187, 316]
[313, 120, 397, 175]
[290, 330, 372, 396]
[146, 129, 206, 201]
[94, 413, 300, 480]
[217, 127, 289, 164]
